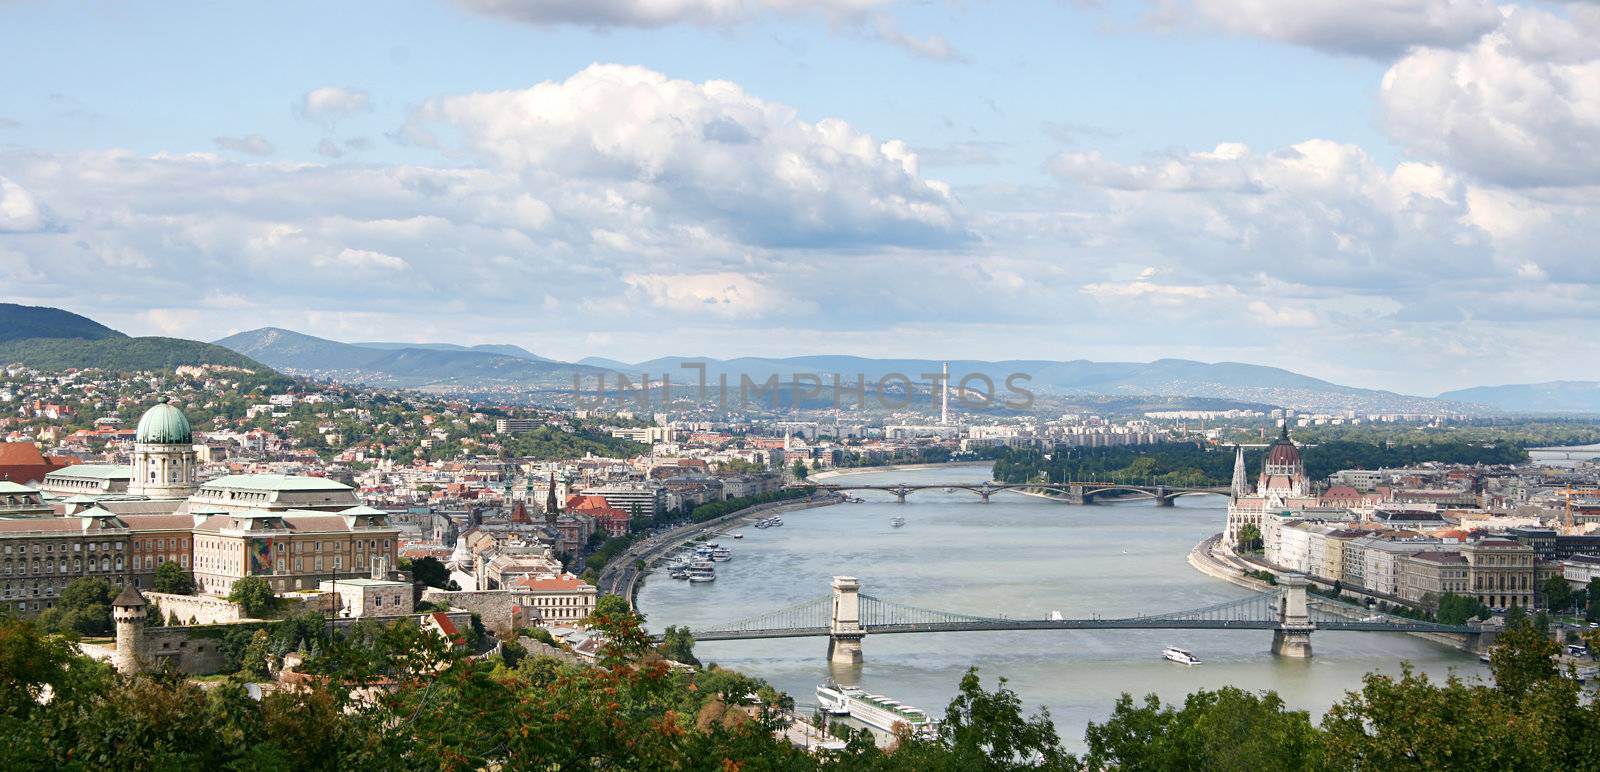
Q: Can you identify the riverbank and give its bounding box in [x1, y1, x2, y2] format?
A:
[599, 493, 844, 608]
[808, 460, 991, 482]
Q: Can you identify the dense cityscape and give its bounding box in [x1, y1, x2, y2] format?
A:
[9, 0, 1600, 768]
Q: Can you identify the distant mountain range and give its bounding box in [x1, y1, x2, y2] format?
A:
[1438, 382, 1600, 413]
[214, 327, 1450, 412]
[215, 328, 593, 388]
[0, 303, 267, 373]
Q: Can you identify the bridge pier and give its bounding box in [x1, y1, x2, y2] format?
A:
[1272, 574, 1314, 658]
[1154, 486, 1175, 507]
[829, 576, 866, 664]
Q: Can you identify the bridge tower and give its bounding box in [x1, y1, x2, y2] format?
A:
[1271, 573, 1314, 658]
[1154, 485, 1175, 507]
[828, 576, 865, 664]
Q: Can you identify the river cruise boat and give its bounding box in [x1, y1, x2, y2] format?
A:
[1162, 646, 1201, 665]
[668, 565, 690, 580]
[815, 683, 937, 736]
[890, 517, 907, 528]
[710, 546, 732, 561]
[688, 559, 716, 582]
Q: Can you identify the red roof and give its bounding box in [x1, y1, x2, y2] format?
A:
[1267, 437, 1302, 467]
[0, 442, 74, 484]
[512, 575, 586, 591]
[428, 612, 466, 644]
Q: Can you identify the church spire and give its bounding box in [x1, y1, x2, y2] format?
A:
[1230, 444, 1249, 500]
[545, 471, 560, 526]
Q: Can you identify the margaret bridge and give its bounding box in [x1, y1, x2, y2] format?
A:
[661, 575, 1493, 663]
[809, 480, 1231, 505]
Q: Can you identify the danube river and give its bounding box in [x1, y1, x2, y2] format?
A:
[637, 464, 1485, 748]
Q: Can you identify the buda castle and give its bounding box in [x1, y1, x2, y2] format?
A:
[1, 397, 398, 614]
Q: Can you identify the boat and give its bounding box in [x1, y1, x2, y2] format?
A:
[890, 516, 907, 528]
[815, 683, 938, 736]
[770, 516, 784, 527]
[668, 566, 690, 580]
[688, 559, 716, 582]
[710, 546, 732, 561]
[1048, 610, 1064, 622]
[732, 532, 743, 539]
[1162, 646, 1202, 665]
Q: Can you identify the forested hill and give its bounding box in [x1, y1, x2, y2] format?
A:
[0, 303, 272, 374]
[990, 441, 1529, 488]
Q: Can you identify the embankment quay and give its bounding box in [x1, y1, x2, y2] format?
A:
[1188, 534, 1495, 654]
[597, 492, 843, 607]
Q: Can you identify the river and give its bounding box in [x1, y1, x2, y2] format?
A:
[637, 463, 1485, 749]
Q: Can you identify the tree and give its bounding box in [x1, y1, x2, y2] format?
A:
[923, 668, 1074, 769]
[406, 556, 450, 589]
[1541, 574, 1573, 612]
[659, 625, 699, 667]
[1504, 602, 1526, 629]
[1489, 617, 1561, 699]
[1588, 577, 1600, 622]
[1084, 687, 1321, 771]
[1437, 592, 1490, 625]
[153, 561, 195, 595]
[1236, 524, 1262, 553]
[38, 578, 114, 637]
[227, 576, 279, 618]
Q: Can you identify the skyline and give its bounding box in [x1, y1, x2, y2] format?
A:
[3, 1, 1598, 394]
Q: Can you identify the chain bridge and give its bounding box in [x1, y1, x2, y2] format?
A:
[809, 480, 1231, 506]
[665, 575, 1486, 663]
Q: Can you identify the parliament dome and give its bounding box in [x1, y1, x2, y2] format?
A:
[135, 398, 192, 444]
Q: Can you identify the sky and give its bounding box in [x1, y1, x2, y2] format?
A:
[1, 0, 1598, 396]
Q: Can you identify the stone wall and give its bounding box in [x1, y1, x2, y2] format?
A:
[421, 588, 518, 635]
[146, 592, 245, 625]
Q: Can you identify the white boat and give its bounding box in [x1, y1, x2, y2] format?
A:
[891, 516, 907, 528]
[1048, 610, 1064, 622]
[732, 532, 743, 539]
[815, 683, 937, 736]
[688, 559, 716, 582]
[710, 546, 732, 561]
[1162, 646, 1202, 665]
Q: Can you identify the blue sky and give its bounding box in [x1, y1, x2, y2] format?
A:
[2, 1, 1597, 395]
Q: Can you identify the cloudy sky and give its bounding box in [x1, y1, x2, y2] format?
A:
[2, 1, 1597, 395]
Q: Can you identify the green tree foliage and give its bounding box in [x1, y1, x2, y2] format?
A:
[227, 576, 279, 618]
[153, 561, 196, 595]
[792, 459, 809, 479]
[405, 556, 451, 589]
[659, 625, 699, 667]
[1489, 617, 1561, 699]
[1589, 578, 1600, 622]
[687, 487, 812, 524]
[1237, 524, 1263, 553]
[1542, 576, 1580, 611]
[1084, 687, 1322, 771]
[1436, 592, 1491, 625]
[37, 578, 115, 637]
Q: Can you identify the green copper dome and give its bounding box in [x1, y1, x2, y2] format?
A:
[135, 398, 192, 444]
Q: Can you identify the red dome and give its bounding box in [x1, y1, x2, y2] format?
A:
[1267, 438, 1301, 467]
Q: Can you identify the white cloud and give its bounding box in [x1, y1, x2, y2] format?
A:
[300, 87, 372, 122]
[1247, 300, 1318, 327]
[1188, 0, 1500, 58]
[408, 63, 965, 248]
[869, 13, 961, 61]
[452, 0, 889, 27]
[1380, 7, 1600, 187]
[0, 176, 46, 232]
[316, 247, 410, 272]
[622, 271, 789, 318]
[214, 134, 275, 156]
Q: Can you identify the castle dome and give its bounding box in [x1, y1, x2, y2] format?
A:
[135, 398, 193, 444]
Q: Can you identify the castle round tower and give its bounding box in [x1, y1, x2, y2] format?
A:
[112, 585, 148, 674]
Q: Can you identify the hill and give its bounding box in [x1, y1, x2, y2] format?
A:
[217, 328, 591, 387]
[0, 303, 271, 374]
[580, 355, 1444, 413]
[1438, 381, 1600, 413]
[0, 303, 123, 343]
[353, 341, 554, 362]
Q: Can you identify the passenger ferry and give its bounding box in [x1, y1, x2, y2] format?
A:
[688, 559, 716, 582]
[710, 546, 732, 561]
[816, 683, 937, 736]
[1161, 646, 1202, 665]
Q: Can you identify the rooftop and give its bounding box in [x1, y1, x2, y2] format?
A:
[46, 464, 131, 480]
[198, 474, 354, 493]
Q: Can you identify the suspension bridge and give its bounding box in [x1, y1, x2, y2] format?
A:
[809, 480, 1231, 505]
[661, 575, 1490, 663]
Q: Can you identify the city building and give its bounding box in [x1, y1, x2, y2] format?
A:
[1461, 539, 1536, 609]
